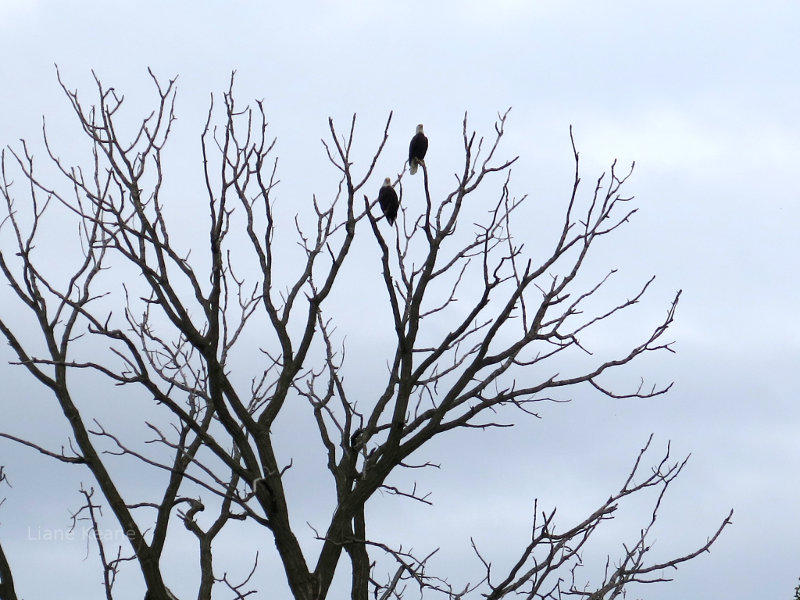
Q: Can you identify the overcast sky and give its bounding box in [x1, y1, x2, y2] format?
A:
[1, 1, 799, 599]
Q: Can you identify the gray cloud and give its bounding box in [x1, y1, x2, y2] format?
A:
[0, 1, 798, 599]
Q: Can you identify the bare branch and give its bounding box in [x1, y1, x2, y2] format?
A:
[0, 73, 726, 600]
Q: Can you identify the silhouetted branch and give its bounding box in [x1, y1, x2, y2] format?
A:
[0, 72, 729, 600]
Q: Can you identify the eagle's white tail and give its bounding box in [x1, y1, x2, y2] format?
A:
[409, 161, 418, 175]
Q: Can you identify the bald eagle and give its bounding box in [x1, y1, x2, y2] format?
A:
[408, 124, 428, 175]
[377, 177, 399, 225]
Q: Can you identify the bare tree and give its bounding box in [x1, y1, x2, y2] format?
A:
[0, 71, 731, 600]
